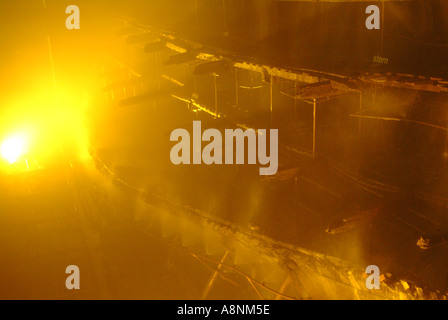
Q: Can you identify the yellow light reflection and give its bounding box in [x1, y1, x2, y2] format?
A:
[1, 134, 27, 164]
[1, 86, 91, 166]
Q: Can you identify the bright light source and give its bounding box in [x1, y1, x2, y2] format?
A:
[1, 135, 27, 164]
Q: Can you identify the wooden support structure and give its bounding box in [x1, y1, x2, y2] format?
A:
[201, 250, 229, 299]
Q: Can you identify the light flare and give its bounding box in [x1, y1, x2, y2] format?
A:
[1, 134, 28, 164]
